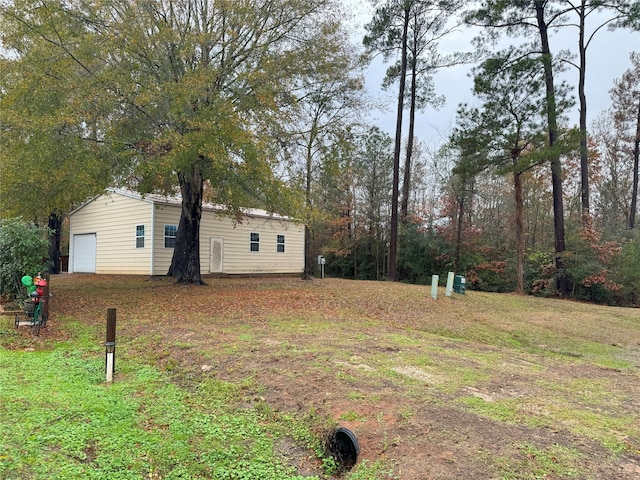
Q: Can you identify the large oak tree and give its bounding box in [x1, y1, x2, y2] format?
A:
[2, 0, 355, 284]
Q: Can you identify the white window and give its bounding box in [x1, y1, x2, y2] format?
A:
[136, 225, 145, 248]
[250, 232, 260, 252]
[164, 225, 177, 248]
[277, 234, 285, 253]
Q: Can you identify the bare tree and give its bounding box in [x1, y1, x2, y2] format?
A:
[561, 0, 638, 221]
[365, 0, 469, 280]
[610, 53, 640, 229]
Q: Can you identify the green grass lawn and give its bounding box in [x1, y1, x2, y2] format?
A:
[0, 320, 351, 480]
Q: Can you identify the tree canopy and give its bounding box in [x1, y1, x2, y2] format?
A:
[2, 0, 638, 304]
[2, 0, 359, 283]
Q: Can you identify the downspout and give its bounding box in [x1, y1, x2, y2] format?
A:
[69, 216, 74, 274]
[150, 201, 156, 276]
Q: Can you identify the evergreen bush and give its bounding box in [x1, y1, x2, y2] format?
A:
[0, 217, 50, 298]
[613, 233, 640, 306]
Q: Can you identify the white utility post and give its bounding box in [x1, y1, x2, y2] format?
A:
[431, 275, 439, 300]
[446, 272, 455, 297]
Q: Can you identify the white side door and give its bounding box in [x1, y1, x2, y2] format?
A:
[209, 237, 224, 273]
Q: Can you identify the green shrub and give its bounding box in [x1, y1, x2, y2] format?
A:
[397, 222, 449, 284]
[0, 217, 50, 298]
[467, 259, 514, 292]
[525, 250, 556, 296]
[612, 233, 640, 306]
[564, 221, 623, 305]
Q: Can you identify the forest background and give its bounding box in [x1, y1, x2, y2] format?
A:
[1, 0, 639, 306]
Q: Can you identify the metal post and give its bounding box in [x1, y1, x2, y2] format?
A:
[105, 308, 116, 382]
[431, 275, 439, 300]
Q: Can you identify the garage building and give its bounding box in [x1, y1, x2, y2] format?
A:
[68, 189, 304, 276]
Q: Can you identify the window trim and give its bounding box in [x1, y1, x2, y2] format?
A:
[276, 234, 285, 253]
[136, 225, 145, 248]
[250, 232, 260, 252]
[164, 224, 177, 249]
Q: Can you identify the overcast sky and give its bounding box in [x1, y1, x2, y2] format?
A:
[348, 1, 640, 146]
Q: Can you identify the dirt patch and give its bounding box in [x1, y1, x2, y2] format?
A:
[32, 274, 640, 479]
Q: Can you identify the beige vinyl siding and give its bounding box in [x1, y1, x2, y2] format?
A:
[199, 210, 304, 274]
[152, 205, 304, 275]
[70, 190, 304, 276]
[152, 205, 182, 275]
[70, 193, 153, 274]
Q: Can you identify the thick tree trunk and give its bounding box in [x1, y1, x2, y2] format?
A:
[512, 149, 525, 294]
[630, 95, 640, 229]
[168, 164, 205, 284]
[302, 141, 313, 280]
[578, 0, 590, 221]
[47, 213, 62, 274]
[303, 224, 312, 280]
[454, 190, 465, 271]
[400, 58, 417, 222]
[514, 172, 525, 294]
[388, 6, 410, 282]
[535, 1, 569, 296]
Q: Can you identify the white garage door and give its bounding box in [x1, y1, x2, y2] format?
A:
[73, 234, 96, 273]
